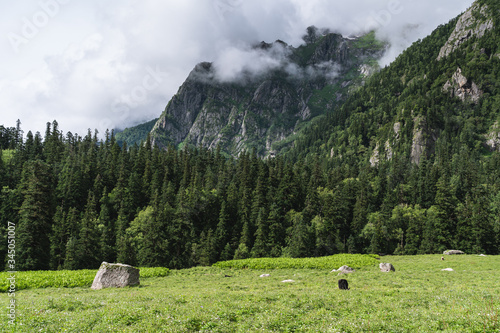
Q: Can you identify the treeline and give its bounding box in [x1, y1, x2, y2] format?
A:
[1, 120, 499, 271]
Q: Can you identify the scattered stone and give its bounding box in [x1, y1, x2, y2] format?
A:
[338, 279, 349, 290]
[337, 265, 355, 274]
[281, 279, 295, 283]
[443, 250, 465, 255]
[260, 274, 271, 277]
[91, 262, 140, 290]
[478, 254, 487, 256]
[379, 263, 395, 272]
[441, 268, 454, 271]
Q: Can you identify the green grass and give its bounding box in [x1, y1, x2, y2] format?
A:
[0, 267, 169, 292]
[213, 254, 379, 270]
[2, 255, 500, 332]
[351, 31, 386, 50]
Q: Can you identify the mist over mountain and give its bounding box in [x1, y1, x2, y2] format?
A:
[148, 29, 386, 157]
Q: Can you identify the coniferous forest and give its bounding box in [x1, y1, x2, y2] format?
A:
[1, 117, 499, 272]
[2, 0, 500, 271]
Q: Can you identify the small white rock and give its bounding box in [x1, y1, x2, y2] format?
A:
[441, 268, 454, 271]
[260, 274, 270, 277]
[281, 279, 295, 283]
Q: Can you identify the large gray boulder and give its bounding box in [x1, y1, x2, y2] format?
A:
[443, 250, 465, 255]
[91, 262, 140, 290]
[379, 263, 395, 272]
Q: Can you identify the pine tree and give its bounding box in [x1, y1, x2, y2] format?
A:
[16, 160, 54, 270]
[98, 188, 116, 262]
[50, 206, 68, 269]
[75, 191, 101, 268]
[267, 204, 285, 257]
[215, 201, 230, 258]
[284, 210, 313, 258]
[251, 208, 269, 257]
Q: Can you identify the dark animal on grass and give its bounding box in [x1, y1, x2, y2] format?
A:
[338, 279, 349, 290]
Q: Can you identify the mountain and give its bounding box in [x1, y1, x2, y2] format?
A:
[288, 0, 500, 164]
[149, 29, 386, 157]
[114, 118, 158, 147]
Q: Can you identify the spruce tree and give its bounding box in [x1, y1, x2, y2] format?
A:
[17, 160, 54, 270]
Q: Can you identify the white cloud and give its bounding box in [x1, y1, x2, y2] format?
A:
[0, 0, 473, 137]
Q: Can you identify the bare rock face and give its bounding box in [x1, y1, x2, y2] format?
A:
[370, 143, 380, 167]
[443, 67, 483, 103]
[443, 250, 465, 255]
[438, 3, 494, 60]
[410, 116, 438, 165]
[91, 262, 140, 290]
[485, 121, 500, 152]
[150, 31, 386, 158]
[379, 263, 395, 272]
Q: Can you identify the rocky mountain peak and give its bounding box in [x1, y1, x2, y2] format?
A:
[150, 29, 386, 156]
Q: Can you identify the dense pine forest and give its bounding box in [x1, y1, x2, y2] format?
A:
[2, 0, 500, 271]
[1, 117, 499, 271]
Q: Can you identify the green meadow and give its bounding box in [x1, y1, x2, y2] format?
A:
[2, 254, 499, 332]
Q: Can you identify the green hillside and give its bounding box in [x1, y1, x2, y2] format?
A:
[114, 118, 158, 147]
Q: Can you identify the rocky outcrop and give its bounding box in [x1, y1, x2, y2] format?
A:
[370, 122, 401, 167]
[438, 3, 494, 60]
[150, 31, 386, 157]
[485, 121, 500, 152]
[370, 143, 380, 167]
[91, 262, 140, 290]
[443, 67, 483, 103]
[410, 116, 438, 165]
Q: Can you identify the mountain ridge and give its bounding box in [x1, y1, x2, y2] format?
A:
[148, 30, 386, 157]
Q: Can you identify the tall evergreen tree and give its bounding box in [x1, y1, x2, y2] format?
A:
[17, 160, 54, 270]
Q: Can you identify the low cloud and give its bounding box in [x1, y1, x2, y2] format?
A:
[213, 43, 290, 82]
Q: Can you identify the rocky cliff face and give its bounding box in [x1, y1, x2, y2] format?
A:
[151, 31, 386, 157]
[437, 3, 494, 60]
[485, 121, 500, 152]
[443, 67, 483, 103]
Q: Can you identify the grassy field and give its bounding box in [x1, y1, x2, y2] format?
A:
[1, 254, 499, 332]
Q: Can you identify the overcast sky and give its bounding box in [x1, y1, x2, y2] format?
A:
[0, 0, 473, 137]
